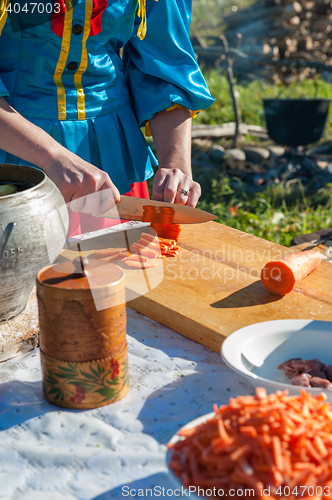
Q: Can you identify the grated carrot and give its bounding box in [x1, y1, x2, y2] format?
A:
[168, 388, 332, 499]
[239, 425, 257, 438]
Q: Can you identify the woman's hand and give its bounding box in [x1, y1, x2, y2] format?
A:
[152, 167, 201, 207]
[43, 153, 120, 215]
[0, 98, 119, 215]
[149, 106, 201, 208]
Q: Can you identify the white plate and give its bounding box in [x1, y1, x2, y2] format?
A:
[221, 319, 332, 401]
[166, 412, 214, 498]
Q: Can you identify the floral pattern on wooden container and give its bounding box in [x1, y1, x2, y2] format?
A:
[41, 348, 129, 410]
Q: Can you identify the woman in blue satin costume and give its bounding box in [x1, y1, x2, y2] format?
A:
[0, 0, 214, 235]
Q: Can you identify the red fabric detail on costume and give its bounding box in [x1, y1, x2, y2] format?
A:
[126, 180, 150, 200]
[90, 0, 107, 36]
[51, 0, 107, 38]
[51, 0, 66, 38]
[67, 181, 150, 238]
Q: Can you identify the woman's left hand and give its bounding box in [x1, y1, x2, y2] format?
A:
[152, 167, 201, 207]
[149, 106, 201, 208]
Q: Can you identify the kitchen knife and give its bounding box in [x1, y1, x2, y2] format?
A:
[95, 196, 217, 224]
[300, 229, 332, 251]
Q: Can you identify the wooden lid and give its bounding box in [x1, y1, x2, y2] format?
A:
[37, 257, 123, 290]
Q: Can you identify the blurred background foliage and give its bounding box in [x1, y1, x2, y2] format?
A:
[184, 0, 332, 246]
[190, 0, 255, 39]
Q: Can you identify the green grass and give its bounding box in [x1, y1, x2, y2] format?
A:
[147, 62, 332, 247]
[193, 69, 332, 246]
[187, 0, 332, 246]
[148, 161, 332, 247]
[197, 177, 332, 247]
[194, 70, 332, 246]
[191, 0, 255, 39]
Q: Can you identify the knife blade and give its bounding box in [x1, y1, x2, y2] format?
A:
[95, 196, 217, 224]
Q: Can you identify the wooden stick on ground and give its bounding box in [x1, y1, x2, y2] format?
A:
[220, 34, 242, 148]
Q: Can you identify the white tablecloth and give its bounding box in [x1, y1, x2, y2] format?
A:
[0, 308, 253, 500]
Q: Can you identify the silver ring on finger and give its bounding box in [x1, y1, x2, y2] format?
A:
[179, 188, 190, 196]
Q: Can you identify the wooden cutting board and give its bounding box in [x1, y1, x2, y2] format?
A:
[61, 222, 332, 354]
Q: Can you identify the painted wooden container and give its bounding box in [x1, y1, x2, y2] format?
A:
[36, 257, 128, 409]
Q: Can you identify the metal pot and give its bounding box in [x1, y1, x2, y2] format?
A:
[263, 99, 330, 147]
[0, 164, 69, 323]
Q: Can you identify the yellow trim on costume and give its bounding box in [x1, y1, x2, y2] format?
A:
[166, 103, 202, 119]
[145, 105, 202, 137]
[0, 0, 10, 35]
[137, 0, 157, 41]
[144, 122, 151, 137]
[74, 0, 93, 120]
[53, 0, 73, 121]
[137, 0, 147, 40]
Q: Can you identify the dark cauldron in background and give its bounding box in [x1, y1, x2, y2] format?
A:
[263, 99, 330, 147]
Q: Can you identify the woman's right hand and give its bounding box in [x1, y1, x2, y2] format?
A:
[42, 151, 120, 216]
[0, 99, 120, 216]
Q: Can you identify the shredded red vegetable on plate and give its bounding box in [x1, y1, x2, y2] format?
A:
[168, 388, 332, 499]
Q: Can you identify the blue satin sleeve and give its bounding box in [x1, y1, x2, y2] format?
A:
[0, 77, 9, 98]
[122, 0, 214, 127]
